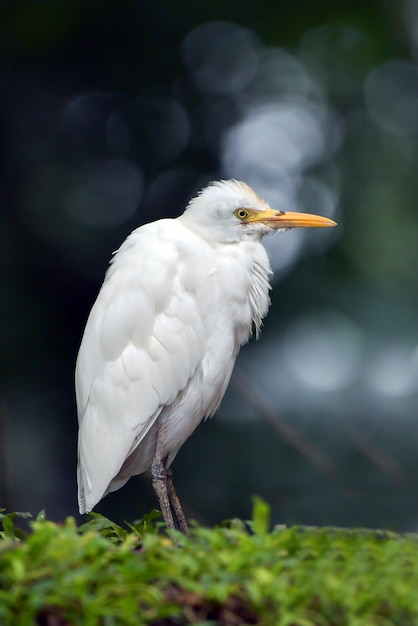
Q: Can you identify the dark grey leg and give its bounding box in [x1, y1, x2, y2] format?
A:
[151, 442, 175, 530]
[166, 467, 189, 535]
[151, 432, 189, 534]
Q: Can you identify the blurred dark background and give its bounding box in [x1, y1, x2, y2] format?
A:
[3, 0, 418, 531]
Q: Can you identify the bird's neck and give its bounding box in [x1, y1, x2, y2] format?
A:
[213, 240, 272, 346]
[247, 244, 272, 339]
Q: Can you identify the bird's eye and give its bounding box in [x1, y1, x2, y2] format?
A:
[235, 208, 249, 220]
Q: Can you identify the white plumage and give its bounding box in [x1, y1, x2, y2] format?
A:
[76, 179, 336, 531]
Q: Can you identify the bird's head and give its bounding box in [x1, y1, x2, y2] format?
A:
[179, 179, 336, 244]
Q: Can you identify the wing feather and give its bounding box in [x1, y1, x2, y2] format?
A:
[76, 220, 206, 513]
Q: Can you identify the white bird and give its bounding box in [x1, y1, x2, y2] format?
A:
[76, 179, 336, 533]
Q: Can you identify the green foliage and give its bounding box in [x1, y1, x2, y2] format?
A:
[1, 499, 418, 625]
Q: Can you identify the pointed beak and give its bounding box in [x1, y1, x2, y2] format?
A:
[248, 208, 337, 229]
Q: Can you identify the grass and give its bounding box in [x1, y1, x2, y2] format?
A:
[1, 498, 418, 625]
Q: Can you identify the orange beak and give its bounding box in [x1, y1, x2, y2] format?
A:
[247, 208, 337, 229]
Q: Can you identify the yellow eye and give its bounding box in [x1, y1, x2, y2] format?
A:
[235, 208, 249, 220]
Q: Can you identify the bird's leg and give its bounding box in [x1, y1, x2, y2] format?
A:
[151, 446, 175, 531]
[166, 467, 189, 536]
[151, 431, 189, 534]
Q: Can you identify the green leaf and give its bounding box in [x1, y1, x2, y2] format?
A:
[125, 509, 162, 537]
[0, 510, 31, 541]
[79, 512, 128, 543]
[249, 496, 270, 536]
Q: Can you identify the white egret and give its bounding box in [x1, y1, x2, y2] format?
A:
[76, 179, 336, 533]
